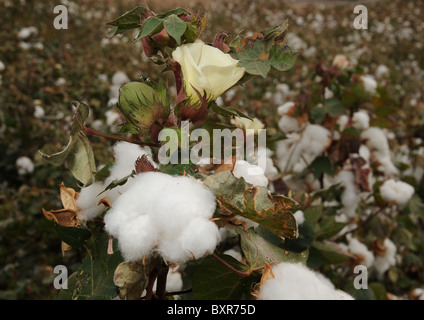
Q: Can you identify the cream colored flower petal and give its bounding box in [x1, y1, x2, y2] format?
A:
[201, 64, 245, 99]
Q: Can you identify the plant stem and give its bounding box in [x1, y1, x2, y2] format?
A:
[144, 268, 159, 300]
[211, 253, 252, 277]
[155, 265, 169, 300]
[82, 126, 161, 147]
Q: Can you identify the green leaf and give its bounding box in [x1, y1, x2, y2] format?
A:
[192, 254, 254, 300]
[58, 233, 123, 300]
[39, 103, 96, 186]
[99, 170, 135, 196]
[65, 133, 97, 186]
[308, 240, 351, 268]
[55, 224, 92, 249]
[203, 171, 299, 238]
[309, 155, 334, 178]
[315, 216, 347, 240]
[135, 17, 163, 41]
[156, 8, 187, 19]
[209, 102, 253, 120]
[324, 98, 346, 117]
[236, 227, 308, 270]
[303, 204, 323, 227]
[107, 7, 150, 35]
[159, 162, 195, 176]
[269, 44, 298, 71]
[163, 14, 187, 45]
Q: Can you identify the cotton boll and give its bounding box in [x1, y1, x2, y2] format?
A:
[16, 156, 34, 175]
[33, 105, 45, 118]
[352, 110, 370, 130]
[347, 237, 375, 268]
[278, 115, 301, 134]
[111, 71, 129, 86]
[233, 160, 268, 187]
[379, 179, 414, 207]
[375, 65, 389, 78]
[104, 172, 219, 263]
[361, 75, 377, 94]
[0, 61, 5, 72]
[361, 127, 398, 175]
[277, 102, 295, 116]
[258, 263, 354, 300]
[17, 26, 38, 39]
[334, 170, 359, 218]
[373, 238, 397, 277]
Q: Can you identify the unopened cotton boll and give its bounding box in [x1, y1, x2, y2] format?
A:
[16, 156, 34, 175]
[233, 160, 268, 187]
[258, 262, 354, 300]
[104, 172, 220, 263]
[379, 179, 414, 207]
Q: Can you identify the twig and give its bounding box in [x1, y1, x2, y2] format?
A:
[82, 126, 161, 147]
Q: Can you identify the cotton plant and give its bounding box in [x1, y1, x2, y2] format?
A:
[40, 6, 310, 300]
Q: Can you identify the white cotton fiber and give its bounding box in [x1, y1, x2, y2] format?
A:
[361, 127, 398, 176]
[361, 75, 377, 94]
[347, 237, 375, 268]
[16, 156, 34, 175]
[258, 262, 354, 300]
[77, 141, 156, 222]
[293, 210, 305, 225]
[373, 238, 397, 277]
[379, 179, 414, 207]
[104, 172, 220, 263]
[352, 110, 370, 130]
[334, 170, 359, 218]
[233, 160, 268, 187]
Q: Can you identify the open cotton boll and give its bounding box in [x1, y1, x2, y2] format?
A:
[77, 142, 155, 222]
[373, 238, 397, 277]
[379, 179, 414, 207]
[334, 170, 360, 218]
[347, 237, 375, 268]
[233, 160, 268, 187]
[361, 75, 378, 94]
[16, 156, 34, 175]
[352, 110, 370, 130]
[361, 127, 398, 175]
[258, 263, 354, 300]
[111, 71, 129, 86]
[104, 172, 220, 263]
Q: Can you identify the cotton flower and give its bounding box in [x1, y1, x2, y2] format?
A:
[379, 179, 414, 207]
[77, 142, 156, 221]
[16, 156, 34, 175]
[373, 238, 397, 277]
[104, 172, 220, 263]
[258, 262, 354, 300]
[233, 160, 268, 187]
[172, 40, 245, 103]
